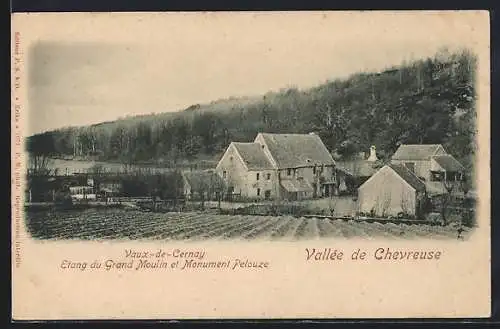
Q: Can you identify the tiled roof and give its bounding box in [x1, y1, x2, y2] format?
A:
[391, 144, 443, 161]
[280, 179, 314, 192]
[432, 155, 465, 172]
[258, 133, 335, 168]
[232, 142, 274, 170]
[388, 164, 426, 192]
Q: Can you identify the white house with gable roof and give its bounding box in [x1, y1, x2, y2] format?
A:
[216, 132, 337, 201]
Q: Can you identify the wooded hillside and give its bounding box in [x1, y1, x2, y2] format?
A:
[26, 48, 477, 170]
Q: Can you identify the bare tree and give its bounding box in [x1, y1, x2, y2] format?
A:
[381, 192, 392, 218]
[328, 196, 338, 217]
[28, 154, 53, 176]
[400, 191, 410, 217]
[371, 195, 381, 217]
[459, 178, 471, 198]
[459, 177, 473, 227]
[440, 179, 455, 226]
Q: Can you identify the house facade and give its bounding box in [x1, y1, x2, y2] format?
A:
[390, 144, 466, 196]
[216, 133, 337, 201]
[358, 164, 427, 217]
[390, 144, 464, 181]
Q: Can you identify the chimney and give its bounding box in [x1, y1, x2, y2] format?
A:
[367, 145, 378, 162]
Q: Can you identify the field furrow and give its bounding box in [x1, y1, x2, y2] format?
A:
[214, 217, 270, 240]
[317, 218, 344, 238]
[406, 224, 463, 240]
[293, 218, 320, 240]
[25, 209, 473, 241]
[241, 217, 281, 240]
[283, 218, 305, 241]
[271, 218, 301, 240]
[146, 213, 215, 238]
[167, 215, 239, 240]
[329, 219, 365, 239]
[187, 215, 250, 240]
[265, 217, 294, 239]
[154, 214, 234, 240]
[349, 220, 397, 239]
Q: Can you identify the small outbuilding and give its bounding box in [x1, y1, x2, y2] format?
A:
[357, 164, 427, 218]
[182, 170, 226, 201]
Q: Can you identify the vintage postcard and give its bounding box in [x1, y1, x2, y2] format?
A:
[11, 11, 490, 319]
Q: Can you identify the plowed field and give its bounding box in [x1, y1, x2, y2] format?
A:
[25, 209, 470, 241]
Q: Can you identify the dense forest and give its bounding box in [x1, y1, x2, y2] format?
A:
[26, 48, 477, 171]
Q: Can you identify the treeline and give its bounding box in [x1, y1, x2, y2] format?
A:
[27, 168, 185, 202]
[26, 48, 477, 170]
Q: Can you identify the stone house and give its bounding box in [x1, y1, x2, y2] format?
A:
[358, 164, 427, 217]
[390, 144, 466, 196]
[216, 132, 337, 201]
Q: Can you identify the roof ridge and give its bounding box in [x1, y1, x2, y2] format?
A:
[396, 163, 424, 181]
[388, 163, 426, 190]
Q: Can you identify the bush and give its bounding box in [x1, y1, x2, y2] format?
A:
[460, 209, 476, 228]
[54, 190, 73, 207]
[219, 204, 312, 217]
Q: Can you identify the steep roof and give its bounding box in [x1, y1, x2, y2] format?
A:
[391, 144, 444, 161]
[280, 179, 314, 193]
[388, 164, 426, 192]
[432, 155, 465, 172]
[232, 142, 274, 170]
[257, 133, 335, 168]
[182, 170, 225, 191]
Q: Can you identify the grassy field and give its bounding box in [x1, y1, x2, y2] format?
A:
[25, 208, 470, 241]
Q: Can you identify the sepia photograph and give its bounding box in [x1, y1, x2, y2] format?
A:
[24, 13, 478, 242]
[11, 11, 490, 319]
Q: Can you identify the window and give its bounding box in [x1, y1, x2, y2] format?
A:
[229, 156, 233, 161]
[266, 173, 271, 180]
[287, 169, 292, 176]
[404, 162, 415, 173]
[257, 188, 261, 196]
[265, 190, 271, 199]
[313, 166, 316, 174]
[430, 171, 444, 182]
[446, 172, 460, 182]
[223, 171, 227, 179]
[256, 173, 260, 181]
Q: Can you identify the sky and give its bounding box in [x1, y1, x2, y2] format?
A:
[21, 11, 486, 135]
